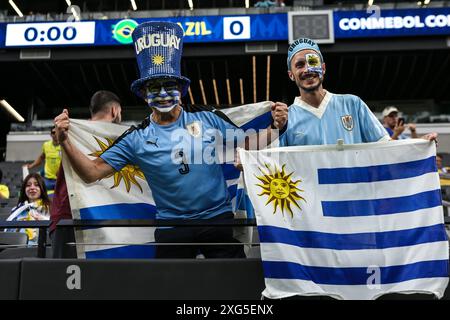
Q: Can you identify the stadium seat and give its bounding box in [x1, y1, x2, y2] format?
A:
[0, 231, 28, 247]
[0, 259, 21, 300]
[0, 207, 12, 220]
[0, 247, 52, 259]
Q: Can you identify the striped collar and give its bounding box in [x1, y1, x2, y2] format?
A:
[293, 90, 333, 119]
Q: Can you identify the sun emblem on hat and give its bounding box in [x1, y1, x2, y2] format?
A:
[255, 163, 306, 218]
[89, 136, 146, 193]
[152, 54, 165, 65]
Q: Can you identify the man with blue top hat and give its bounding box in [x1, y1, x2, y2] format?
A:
[276, 37, 437, 146]
[54, 21, 287, 258]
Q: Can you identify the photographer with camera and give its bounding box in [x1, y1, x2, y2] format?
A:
[382, 106, 418, 140]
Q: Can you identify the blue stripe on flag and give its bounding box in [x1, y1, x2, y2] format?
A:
[321, 189, 442, 217]
[222, 163, 241, 181]
[262, 259, 449, 285]
[240, 111, 273, 131]
[80, 203, 157, 220]
[235, 188, 255, 219]
[318, 156, 437, 184]
[85, 244, 156, 259]
[257, 224, 447, 250]
[227, 184, 238, 199]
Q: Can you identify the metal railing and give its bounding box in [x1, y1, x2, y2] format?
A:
[0, 220, 50, 258]
[0, 218, 257, 258]
[1, 215, 449, 259]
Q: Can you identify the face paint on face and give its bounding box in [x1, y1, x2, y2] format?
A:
[305, 53, 323, 78]
[146, 80, 180, 113]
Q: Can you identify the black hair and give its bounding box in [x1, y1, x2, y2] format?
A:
[89, 90, 121, 116]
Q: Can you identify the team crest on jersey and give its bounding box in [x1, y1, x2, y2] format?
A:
[186, 121, 202, 138]
[341, 115, 354, 131]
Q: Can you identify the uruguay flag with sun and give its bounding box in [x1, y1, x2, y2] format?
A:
[240, 139, 449, 300]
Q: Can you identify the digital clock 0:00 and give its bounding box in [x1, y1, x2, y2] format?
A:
[24, 26, 77, 42]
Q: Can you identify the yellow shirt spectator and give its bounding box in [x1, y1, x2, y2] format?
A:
[439, 168, 450, 187]
[27, 129, 61, 190]
[0, 184, 9, 199]
[42, 140, 61, 180]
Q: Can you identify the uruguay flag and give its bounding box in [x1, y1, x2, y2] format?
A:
[240, 139, 449, 300]
[63, 102, 273, 259]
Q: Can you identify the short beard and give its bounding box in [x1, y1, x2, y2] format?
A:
[297, 76, 323, 92]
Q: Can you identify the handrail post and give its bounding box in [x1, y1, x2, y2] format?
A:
[37, 227, 47, 258]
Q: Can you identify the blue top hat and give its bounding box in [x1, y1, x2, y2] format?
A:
[131, 21, 191, 99]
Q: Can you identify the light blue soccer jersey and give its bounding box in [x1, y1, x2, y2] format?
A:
[279, 91, 389, 146]
[100, 106, 244, 220]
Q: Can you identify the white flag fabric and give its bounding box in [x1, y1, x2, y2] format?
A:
[63, 119, 157, 259]
[63, 102, 273, 258]
[240, 139, 449, 300]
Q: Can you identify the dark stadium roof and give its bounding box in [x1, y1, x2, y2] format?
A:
[0, 0, 444, 15]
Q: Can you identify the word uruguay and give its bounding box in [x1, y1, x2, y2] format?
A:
[134, 33, 181, 54]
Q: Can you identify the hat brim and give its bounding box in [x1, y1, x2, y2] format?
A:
[131, 74, 191, 99]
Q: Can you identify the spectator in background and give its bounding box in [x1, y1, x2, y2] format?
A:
[50, 90, 122, 258]
[276, 0, 286, 6]
[436, 153, 449, 173]
[437, 153, 450, 184]
[26, 127, 62, 192]
[0, 169, 9, 199]
[382, 106, 418, 140]
[436, 153, 450, 202]
[255, 0, 276, 7]
[5, 173, 50, 245]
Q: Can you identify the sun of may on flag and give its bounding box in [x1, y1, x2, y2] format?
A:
[240, 139, 449, 300]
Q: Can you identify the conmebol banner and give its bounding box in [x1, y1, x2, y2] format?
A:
[334, 7, 450, 38]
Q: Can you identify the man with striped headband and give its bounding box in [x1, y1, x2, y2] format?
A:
[277, 37, 436, 146]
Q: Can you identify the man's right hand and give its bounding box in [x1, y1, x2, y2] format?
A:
[271, 102, 288, 130]
[54, 109, 70, 144]
[393, 122, 405, 138]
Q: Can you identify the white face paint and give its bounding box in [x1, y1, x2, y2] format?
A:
[146, 80, 180, 113]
